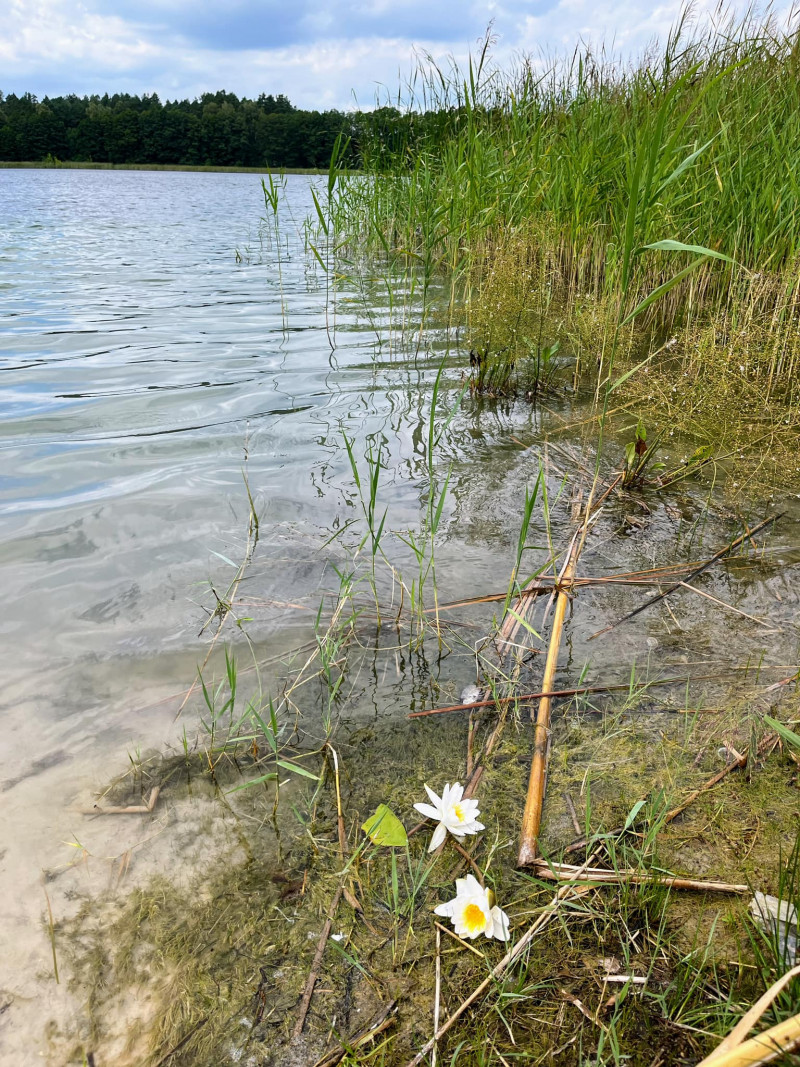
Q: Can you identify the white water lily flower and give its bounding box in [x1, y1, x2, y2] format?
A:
[413, 782, 484, 852]
[434, 874, 510, 941]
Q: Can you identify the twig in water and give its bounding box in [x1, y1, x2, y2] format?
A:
[313, 1000, 398, 1067]
[564, 792, 581, 836]
[81, 786, 160, 816]
[589, 513, 781, 640]
[676, 580, 773, 628]
[293, 883, 345, 1038]
[408, 676, 704, 718]
[564, 747, 750, 854]
[465, 711, 476, 778]
[663, 747, 747, 825]
[432, 926, 442, 1067]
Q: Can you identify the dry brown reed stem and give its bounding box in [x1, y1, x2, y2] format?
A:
[695, 1012, 800, 1067]
[432, 926, 442, 1067]
[564, 746, 753, 855]
[403, 854, 597, 1067]
[518, 537, 580, 866]
[295, 746, 353, 1038]
[430, 562, 717, 613]
[408, 676, 712, 718]
[313, 1000, 398, 1067]
[698, 965, 800, 1066]
[293, 883, 345, 1038]
[81, 786, 160, 816]
[531, 860, 748, 894]
[589, 513, 780, 641]
[663, 747, 748, 826]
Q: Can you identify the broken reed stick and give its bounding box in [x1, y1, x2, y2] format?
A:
[313, 1000, 398, 1067]
[532, 860, 748, 894]
[432, 926, 442, 1067]
[696, 1012, 800, 1067]
[564, 747, 750, 855]
[518, 539, 580, 867]
[409, 676, 706, 718]
[81, 786, 160, 816]
[698, 964, 800, 1066]
[404, 853, 597, 1067]
[589, 513, 781, 641]
[293, 883, 345, 1038]
[663, 748, 748, 825]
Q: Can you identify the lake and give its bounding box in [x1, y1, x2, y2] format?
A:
[2, 168, 797, 1063]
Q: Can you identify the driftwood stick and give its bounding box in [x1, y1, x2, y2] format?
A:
[564, 792, 581, 836]
[663, 748, 748, 825]
[518, 541, 579, 866]
[532, 860, 748, 894]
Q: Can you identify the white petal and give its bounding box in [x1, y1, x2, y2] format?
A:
[434, 899, 454, 917]
[413, 803, 441, 821]
[491, 906, 510, 941]
[424, 783, 442, 807]
[440, 782, 452, 806]
[462, 874, 483, 894]
[428, 822, 447, 853]
[449, 782, 464, 803]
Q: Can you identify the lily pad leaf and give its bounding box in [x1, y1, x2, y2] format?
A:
[362, 804, 408, 847]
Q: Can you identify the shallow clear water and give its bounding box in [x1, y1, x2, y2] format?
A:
[2, 169, 799, 1062]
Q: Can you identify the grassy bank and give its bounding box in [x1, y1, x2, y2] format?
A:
[0, 160, 337, 174]
[332, 11, 800, 451]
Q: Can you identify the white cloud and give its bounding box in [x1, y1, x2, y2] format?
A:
[0, 0, 794, 107]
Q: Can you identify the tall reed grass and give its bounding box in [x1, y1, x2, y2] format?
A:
[332, 10, 800, 423]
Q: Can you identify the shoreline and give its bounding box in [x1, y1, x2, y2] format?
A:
[0, 161, 354, 175]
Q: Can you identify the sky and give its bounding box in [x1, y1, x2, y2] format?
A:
[0, 0, 791, 110]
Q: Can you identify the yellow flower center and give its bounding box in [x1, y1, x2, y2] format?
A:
[463, 902, 486, 934]
[453, 803, 465, 822]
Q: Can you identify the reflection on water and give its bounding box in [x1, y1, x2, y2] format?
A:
[2, 169, 800, 1061]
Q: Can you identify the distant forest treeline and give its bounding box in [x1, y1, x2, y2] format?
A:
[0, 90, 413, 169]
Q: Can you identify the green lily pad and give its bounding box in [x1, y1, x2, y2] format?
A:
[361, 804, 408, 847]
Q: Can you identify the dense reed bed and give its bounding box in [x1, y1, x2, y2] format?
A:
[333, 10, 800, 438]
